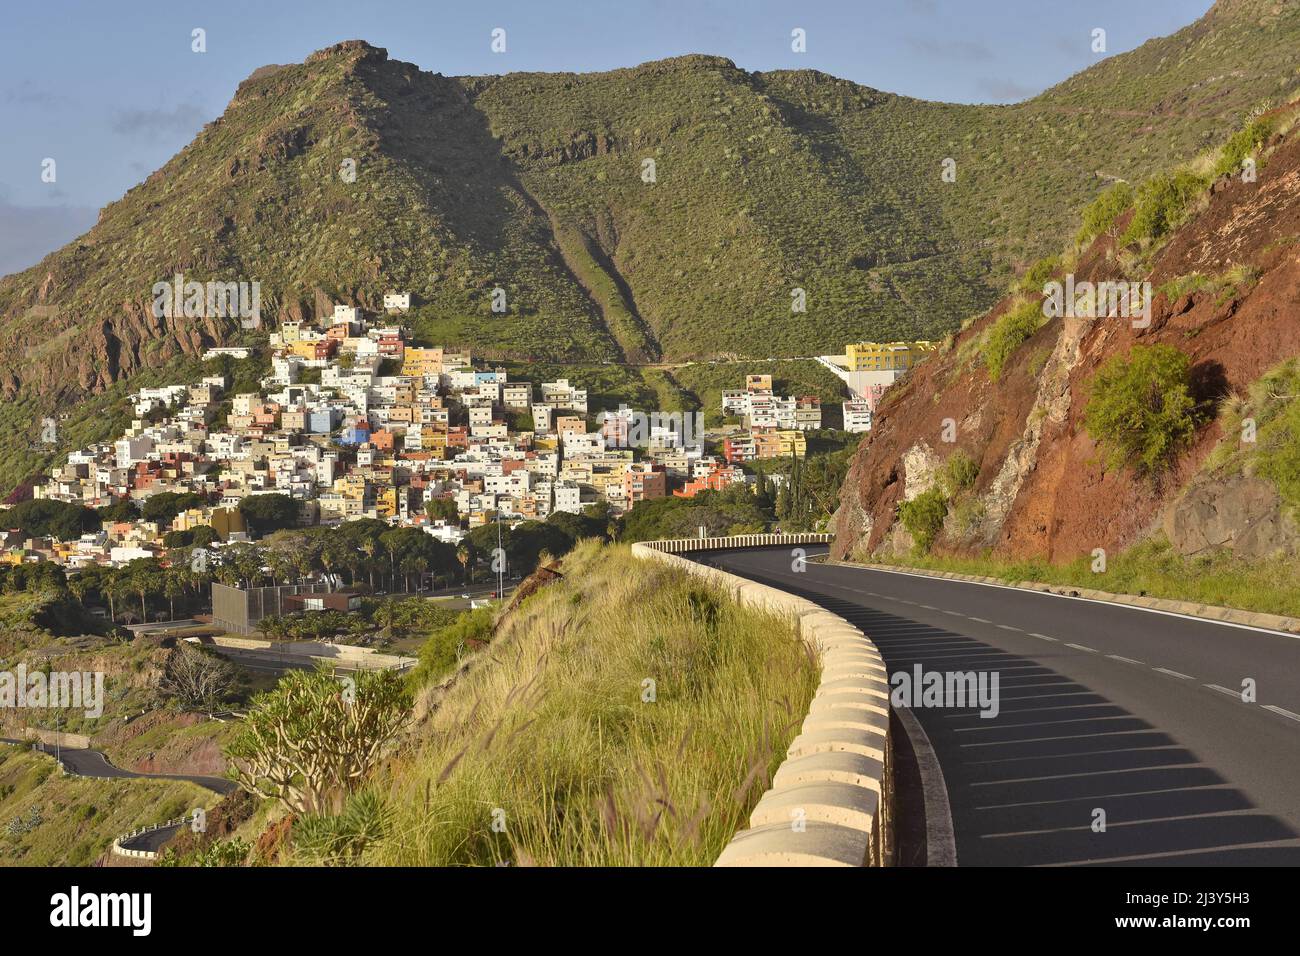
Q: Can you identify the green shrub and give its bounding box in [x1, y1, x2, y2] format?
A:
[1119, 170, 1208, 247]
[1213, 115, 1276, 179]
[940, 450, 980, 496]
[1017, 255, 1060, 294]
[984, 299, 1043, 382]
[1076, 182, 1133, 244]
[409, 607, 495, 687]
[1256, 401, 1300, 511]
[292, 792, 390, 866]
[898, 488, 949, 553]
[1219, 358, 1300, 514]
[1083, 344, 1200, 474]
[949, 498, 987, 541]
[1158, 265, 1259, 307]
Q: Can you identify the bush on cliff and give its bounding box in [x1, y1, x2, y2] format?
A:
[1084, 344, 1200, 475]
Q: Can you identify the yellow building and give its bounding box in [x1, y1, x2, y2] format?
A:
[420, 427, 448, 456]
[844, 340, 938, 372]
[375, 487, 398, 518]
[753, 429, 807, 459]
[335, 474, 369, 501]
[402, 347, 444, 378]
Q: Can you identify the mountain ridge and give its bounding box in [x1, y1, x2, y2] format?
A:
[1, 2, 1297, 496]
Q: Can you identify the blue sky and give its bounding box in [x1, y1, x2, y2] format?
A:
[0, 0, 1212, 276]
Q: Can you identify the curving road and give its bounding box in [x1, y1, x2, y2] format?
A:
[698, 546, 1300, 866]
[118, 823, 184, 853]
[1, 739, 235, 794]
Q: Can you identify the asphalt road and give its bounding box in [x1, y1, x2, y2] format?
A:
[699, 546, 1300, 866]
[118, 823, 183, 853]
[1, 738, 235, 794]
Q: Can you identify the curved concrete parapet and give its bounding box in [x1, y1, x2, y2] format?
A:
[111, 819, 185, 861]
[631, 534, 892, 867]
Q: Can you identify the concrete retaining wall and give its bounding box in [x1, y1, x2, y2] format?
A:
[631, 534, 893, 867]
[22, 728, 92, 750]
[193, 636, 415, 671]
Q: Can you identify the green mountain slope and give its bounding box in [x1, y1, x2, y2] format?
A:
[0, 1, 1296, 496]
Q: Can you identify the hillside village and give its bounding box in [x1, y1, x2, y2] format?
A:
[7, 299, 933, 574]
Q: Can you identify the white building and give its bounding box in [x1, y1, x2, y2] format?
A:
[843, 400, 873, 433]
[114, 436, 155, 468]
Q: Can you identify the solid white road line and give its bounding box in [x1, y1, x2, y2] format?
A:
[895, 705, 957, 867]
[834, 562, 1300, 641]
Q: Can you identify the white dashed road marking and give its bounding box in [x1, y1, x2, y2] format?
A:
[1263, 705, 1300, 722]
[1154, 667, 1194, 680]
[1064, 643, 1098, 653]
[1107, 655, 1144, 665]
[1029, 633, 1057, 641]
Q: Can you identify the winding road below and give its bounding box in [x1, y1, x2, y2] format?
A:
[698, 546, 1300, 866]
[1, 738, 235, 794]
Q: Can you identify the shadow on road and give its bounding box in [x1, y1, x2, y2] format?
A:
[718, 557, 1300, 866]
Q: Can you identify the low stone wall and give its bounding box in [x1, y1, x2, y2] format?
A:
[631, 534, 893, 867]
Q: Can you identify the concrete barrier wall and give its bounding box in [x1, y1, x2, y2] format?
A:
[110, 838, 157, 861]
[631, 534, 893, 867]
[22, 727, 93, 750]
[111, 818, 185, 861]
[196, 636, 415, 671]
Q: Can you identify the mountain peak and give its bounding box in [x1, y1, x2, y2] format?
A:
[306, 39, 388, 63]
[1207, 0, 1294, 20]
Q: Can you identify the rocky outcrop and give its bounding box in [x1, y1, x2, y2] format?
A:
[835, 123, 1300, 566]
[1164, 474, 1298, 559]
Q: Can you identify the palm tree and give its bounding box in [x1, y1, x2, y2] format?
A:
[259, 614, 288, 641]
[265, 550, 293, 587]
[133, 568, 153, 623]
[104, 574, 127, 623]
[164, 567, 186, 621]
[400, 555, 423, 594]
[292, 548, 313, 586]
[320, 540, 346, 591]
[359, 538, 377, 591]
[456, 543, 471, 586]
[381, 534, 401, 591]
[67, 573, 90, 607]
[375, 601, 398, 640]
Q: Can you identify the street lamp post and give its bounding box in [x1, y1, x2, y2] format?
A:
[496, 509, 505, 600]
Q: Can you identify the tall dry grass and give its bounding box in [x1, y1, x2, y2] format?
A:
[363, 541, 818, 866]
